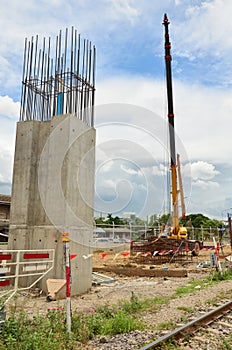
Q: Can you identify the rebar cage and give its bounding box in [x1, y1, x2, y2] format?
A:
[20, 27, 96, 126]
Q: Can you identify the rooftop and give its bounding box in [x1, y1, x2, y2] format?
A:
[0, 194, 11, 204]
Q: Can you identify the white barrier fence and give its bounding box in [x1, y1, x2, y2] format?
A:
[0, 249, 54, 308]
[94, 224, 231, 243]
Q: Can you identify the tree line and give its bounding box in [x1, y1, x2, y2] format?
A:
[95, 213, 226, 229]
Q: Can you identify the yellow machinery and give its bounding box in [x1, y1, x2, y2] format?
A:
[163, 14, 187, 240]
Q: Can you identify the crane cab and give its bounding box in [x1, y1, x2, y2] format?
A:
[168, 225, 187, 240]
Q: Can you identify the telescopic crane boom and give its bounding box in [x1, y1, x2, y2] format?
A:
[163, 13, 187, 239]
[129, 15, 204, 257]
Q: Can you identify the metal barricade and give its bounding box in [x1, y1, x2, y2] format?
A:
[0, 249, 55, 308]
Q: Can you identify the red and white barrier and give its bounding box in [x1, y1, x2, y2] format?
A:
[0, 249, 54, 305]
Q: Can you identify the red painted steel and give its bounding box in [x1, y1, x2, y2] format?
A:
[0, 280, 10, 286]
[23, 253, 49, 259]
[0, 254, 12, 260]
[66, 266, 71, 298]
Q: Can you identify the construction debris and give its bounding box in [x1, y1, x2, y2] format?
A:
[92, 272, 117, 285]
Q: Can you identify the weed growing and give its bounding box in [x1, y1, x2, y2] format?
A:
[0, 268, 231, 348]
[156, 320, 174, 330]
[1, 309, 74, 350]
[72, 304, 144, 343]
[176, 306, 194, 313]
[222, 339, 232, 350]
[174, 268, 232, 298]
[119, 292, 169, 314]
[209, 268, 232, 282]
[0, 295, 145, 349]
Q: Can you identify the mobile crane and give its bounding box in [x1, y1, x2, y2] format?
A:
[163, 13, 187, 240]
[130, 14, 203, 257]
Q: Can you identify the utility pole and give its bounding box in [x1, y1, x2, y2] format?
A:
[228, 213, 232, 251]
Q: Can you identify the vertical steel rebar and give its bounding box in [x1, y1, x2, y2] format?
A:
[91, 45, 96, 126]
[20, 28, 96, 124]
[20, 38, 27, 121]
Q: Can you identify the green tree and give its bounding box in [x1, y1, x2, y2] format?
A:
[148, 214, 159, 226]
[113, 216, 125, 225]
[183, 213, 208, 228]
[134, 217, 146, 225]
[95, 217, 106, 226]
[106, 213, 114, 224]
[105, 213, 125, 226]
[205, 218, 222, 228]
[158, 213, 171, 226]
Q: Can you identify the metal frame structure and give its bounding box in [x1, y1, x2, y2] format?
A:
[20, 28, 96, 126]
[0, 249, 55, 306]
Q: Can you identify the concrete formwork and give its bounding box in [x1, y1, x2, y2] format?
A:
[8, 114, 95, 295]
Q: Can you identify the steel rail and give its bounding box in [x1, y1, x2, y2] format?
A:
[141, 300, 232, 349]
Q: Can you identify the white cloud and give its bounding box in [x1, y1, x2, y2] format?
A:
[96, 76, 165, 115]
[96, 76, 232, 164]
[175, 1, 232, 55]
[0, 151, 13, 183]
[0, 96, 20, 119]
[97, 160, 114, 173]
[120, 164, 141, 175]
[110, 0, 139, 23]
[148, 164, 167, 176]
[193, 179, 219, 190]
[102, 179, 116, 188]
[184, 161, 219, 181]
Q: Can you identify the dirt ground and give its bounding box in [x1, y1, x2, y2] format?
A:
[92, 241, 231, 275]
[6, 242, 232, 317]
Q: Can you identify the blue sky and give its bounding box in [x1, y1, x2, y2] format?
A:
[0, 0, 232, 220]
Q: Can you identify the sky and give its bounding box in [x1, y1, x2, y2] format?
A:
[0, 0, 232, 221]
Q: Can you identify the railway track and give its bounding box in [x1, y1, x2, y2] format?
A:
[86, 275, 232, 350]
[141, 299, 232, 349]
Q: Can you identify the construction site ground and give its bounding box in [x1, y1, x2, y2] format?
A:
[6, 242, 232, 318]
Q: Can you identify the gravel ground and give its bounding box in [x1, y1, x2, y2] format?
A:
[5, 246, 232, 349]
[86, 278, 232, 350]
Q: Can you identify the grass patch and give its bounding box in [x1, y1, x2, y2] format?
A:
[1, 268, 232, 348]
[222, 338, 232, 350]
[174, 268, 232, 298]
[156, 320, 174, 330]
[176, 306, 194, 313]
[1, 310, 73, 350]
[209, 268, 232, 282]
[205, 299, 219, 307]
[72, 305, 144, 342]
[174, 280, 205, 297]
[0, 292, 169, 348]
[180, 314, 189, 323]
[0, 294, 145, 349]
[152, 339, 182, 349]
[119, 292, 169, 314]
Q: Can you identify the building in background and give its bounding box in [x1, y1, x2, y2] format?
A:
[123, 212, 136, 222]
[0, 194, 10, 241]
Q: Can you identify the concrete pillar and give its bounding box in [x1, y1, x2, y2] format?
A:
[8, 114, 95, 295]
